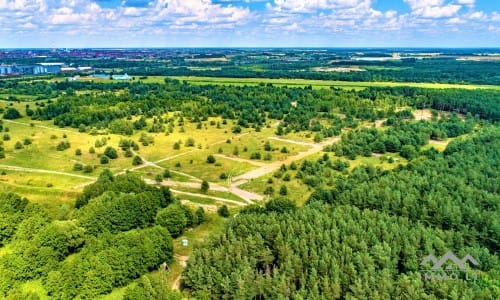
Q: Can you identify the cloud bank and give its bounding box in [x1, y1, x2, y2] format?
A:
[0, 0, 497, 47]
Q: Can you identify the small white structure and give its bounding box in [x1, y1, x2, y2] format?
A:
[181, 239, 188, 247]
[112, 73, 132, 80]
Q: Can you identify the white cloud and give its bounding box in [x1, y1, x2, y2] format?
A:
[455, 0, 474, 5]
[418, 4, 461, 18]
[0, 0, 497, 47]
[404, 0, 463, 19]
[271, 0, 371, 13]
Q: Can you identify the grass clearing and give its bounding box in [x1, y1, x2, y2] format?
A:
[169, 76, 500, 90]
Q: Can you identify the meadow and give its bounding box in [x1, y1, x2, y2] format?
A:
[168, 76, 500, 90]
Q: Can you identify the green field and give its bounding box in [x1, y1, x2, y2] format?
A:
[169, 76, 500, 90]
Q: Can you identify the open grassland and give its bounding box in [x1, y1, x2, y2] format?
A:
[169, 76, 500, 90]
[0, 169, 86, 201]
[47, 75, 500, 90]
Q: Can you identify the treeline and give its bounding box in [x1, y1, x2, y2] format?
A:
[86, 57, 500, 85]
[3, 80, 497, 139]
[182, 127, 499, 298]
[325, 115, 475, 159]
[0, 171, 201, 299]
[361, 87, 500, 121]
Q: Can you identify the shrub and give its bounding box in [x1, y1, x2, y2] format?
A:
[201, 180, 209, 193]
[104, 146, 118, 159]
[100, 155, 110, 164]
[132, 155, 142, 166]
[217, 205, 230, 218]
[3, 108, 21, 119]
[206, 154, 216, 164]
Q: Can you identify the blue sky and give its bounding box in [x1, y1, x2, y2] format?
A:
[0, 0, 498, 48]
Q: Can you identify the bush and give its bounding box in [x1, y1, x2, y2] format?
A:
[185, 137, 195, 147]
[264, 186, 274, 195]
[3, 108, 21, 119]
[14, 141, 23, 149]
[265, 197, 296, 213]
[250, 152, 261, 159]
[83, 165, 93, 173]
[132, 155, 142, 166]
[73, 163, 84, 171]
[104, 146, 118, 159]
[155, 205, 188, 237]
[56, 141, 70, 151]
[155, 174, 163, 183]
[201, 180, 209, 193]
[279, 185, 288, 195]
[206, 154, 216, 164]
[217, 205, 230, 218]
[231, 125, 241, 133]
[100, 155, 109, 164]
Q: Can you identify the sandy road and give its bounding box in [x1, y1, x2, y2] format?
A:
[231, 136, 339, 185]
[214, 154, 266, 167]
[0, 164, 96, 180]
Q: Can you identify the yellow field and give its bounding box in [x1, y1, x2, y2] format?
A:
[169, 76, 500, 90]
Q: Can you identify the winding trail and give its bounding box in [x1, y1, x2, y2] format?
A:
[168, 188, 246, 206]
[214, 154, 266, 167]
[0, 164, 96, 180]
[3, 119, 78, 134]
[230, 136, 339, 186]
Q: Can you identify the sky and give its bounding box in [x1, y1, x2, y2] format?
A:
[0, 0, 498, 48]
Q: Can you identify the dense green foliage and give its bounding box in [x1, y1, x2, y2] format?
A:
[183, 204, 498, 299]
[325, 115, 475, 159]
[0, 67, 498, 299]
[0, 172, 191, 299]
[182, 129, 500, 298]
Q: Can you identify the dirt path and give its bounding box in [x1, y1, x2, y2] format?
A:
[3, 119, 77, 134]
[153, 149, 198, 164]
[413, 109, 433, 121]
[231, 136, 339, 185]
[229, 186, 264, 201]
[172, 255, 189, 291]
[144, 178, 229, 193]
[0, 164, 96, 180]
[168, 188, 247, 206]
[268, 136, 316, 147]
[214, 154, 266, 167]
[180, 200, 218, 212]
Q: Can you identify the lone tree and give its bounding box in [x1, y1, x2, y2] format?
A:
[3, 108, 21, 120]
[104, 146, 118, 159]
[279, 185, 288, 196]
[194, 207, 205, 225]
[201, 180, 209, 193]
[100, 155, 109, 164]
[206, 154, 216, 164]
[155, 174, 163, 184]
[217, 205, 230, 218]
[132, 155, 142, 166]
